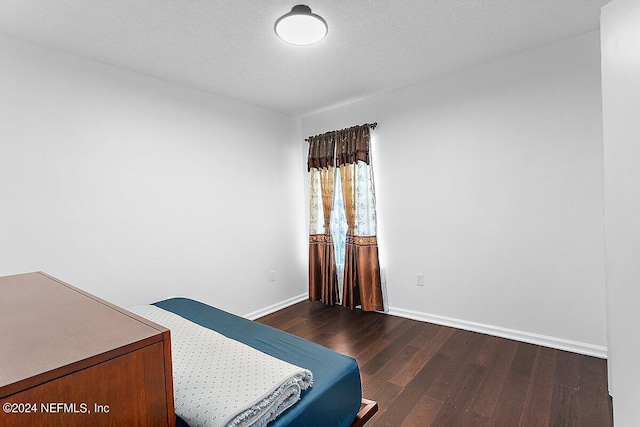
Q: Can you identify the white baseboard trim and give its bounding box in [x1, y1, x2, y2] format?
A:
[243, 293, 308, 320]
[387, 306, 608, 359]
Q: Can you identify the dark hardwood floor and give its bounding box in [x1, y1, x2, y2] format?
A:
[257, 301, 612, 427]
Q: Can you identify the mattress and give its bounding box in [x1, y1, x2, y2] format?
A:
[154, 298, 362, 427]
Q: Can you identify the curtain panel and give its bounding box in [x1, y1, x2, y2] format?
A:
[336, 126, 384, 311]
[307, 124, 384, 312]
[308, 135, 339, 305]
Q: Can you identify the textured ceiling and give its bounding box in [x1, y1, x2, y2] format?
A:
[0, 0, 609, 116]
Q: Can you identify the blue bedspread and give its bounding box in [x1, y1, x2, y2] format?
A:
[154, 298, 362, 427]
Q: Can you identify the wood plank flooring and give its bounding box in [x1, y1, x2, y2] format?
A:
[257, 301, 612, 427]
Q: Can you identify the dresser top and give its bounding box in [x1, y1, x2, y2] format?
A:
[0, 272, 166, 397]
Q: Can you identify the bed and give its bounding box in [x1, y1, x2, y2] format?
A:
[148, 297, 377, 427]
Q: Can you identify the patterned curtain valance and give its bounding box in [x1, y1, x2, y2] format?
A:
[306, 123, 376, 171]
[336, 125, 370, 167]
[307, 133, 335, 171]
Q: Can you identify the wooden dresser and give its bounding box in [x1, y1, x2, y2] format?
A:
[0, 272, 175, 427]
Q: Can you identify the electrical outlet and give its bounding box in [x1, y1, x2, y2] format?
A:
[269, 271, 276, 283]
[416, 274, 424, 286]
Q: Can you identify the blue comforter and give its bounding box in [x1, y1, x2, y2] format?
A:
[154, 298, 362, 427]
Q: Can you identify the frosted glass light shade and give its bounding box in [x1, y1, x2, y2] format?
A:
[275, 5, 328, 46]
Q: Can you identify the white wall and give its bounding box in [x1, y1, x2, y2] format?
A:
[301, 31, 607, 355]
[0, 36, 307, 316]
[601, 0, 640, 423]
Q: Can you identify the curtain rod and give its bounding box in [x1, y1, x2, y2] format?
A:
[305, 122, 377, 142]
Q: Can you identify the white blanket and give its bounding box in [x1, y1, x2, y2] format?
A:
[129, 305, 313, 427]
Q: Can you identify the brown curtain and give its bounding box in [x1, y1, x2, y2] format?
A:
[307, 134, 339, 305]
[337, 125, 384, 311]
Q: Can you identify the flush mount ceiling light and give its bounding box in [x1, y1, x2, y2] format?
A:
[275, 5, 328, 46]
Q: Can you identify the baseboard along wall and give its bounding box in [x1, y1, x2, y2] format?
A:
[243, 293, 309, 320]
[242, 293, 607, 359]
[386, 306, 607, 359]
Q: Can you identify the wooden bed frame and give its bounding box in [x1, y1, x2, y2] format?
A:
[353, 398, 378, 427]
